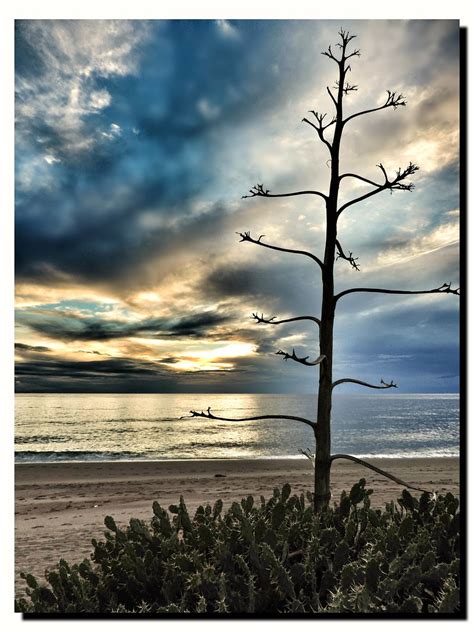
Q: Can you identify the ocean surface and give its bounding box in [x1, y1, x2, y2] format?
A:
[15, 393, 460, 463]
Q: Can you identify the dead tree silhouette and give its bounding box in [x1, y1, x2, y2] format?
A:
[187, 29, 459, 511]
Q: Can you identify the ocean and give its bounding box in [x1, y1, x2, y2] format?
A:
[15, 393, 460, 463]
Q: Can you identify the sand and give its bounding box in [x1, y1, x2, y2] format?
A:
[15, 457, 459, 598]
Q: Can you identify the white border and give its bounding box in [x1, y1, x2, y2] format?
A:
[1, 2, 471, 629]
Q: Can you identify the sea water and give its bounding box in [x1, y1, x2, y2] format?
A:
[15, 393, 459, 463]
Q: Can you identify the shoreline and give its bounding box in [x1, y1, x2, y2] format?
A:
[15, 456, 460, 597]
[14, 453, 460, 464]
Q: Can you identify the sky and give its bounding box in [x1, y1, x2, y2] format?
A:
[14, 19, 460, 394]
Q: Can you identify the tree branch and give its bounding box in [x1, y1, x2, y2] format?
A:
[332, 378, 397, 390]
[335, 282, 460, 303]
[335, 239, 360, 271]
[337, 162, 419, 216]
[252, 312, 321, 327]
[323, 29, 359, 66]
[184, 407, 315, 429]
[326, 86, 337, 108]
[237, 231, 324, 269]
[339, 172, 381, 188]
[242, 182, 327, 202]
[334, 80, 358, 96]
[329, 454, 431, 493]
[321, 43, 340, 64]
[343, 90, 407, 126]
[276, 349, 325, 367]
[302, 111, 334, 153]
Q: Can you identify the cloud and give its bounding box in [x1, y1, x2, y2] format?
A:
[15, 342, 51, 353]
[14, 20, 460, 393]
[15, 20, 150, 160]
[16, 308, 232, 342]
[215, 19, 239, 40]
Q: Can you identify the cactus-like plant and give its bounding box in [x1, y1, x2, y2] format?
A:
[16, 482, 461, 614]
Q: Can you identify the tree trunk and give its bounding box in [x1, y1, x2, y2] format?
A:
[314, 223, 336, 511]
[314, 66, 344, 511]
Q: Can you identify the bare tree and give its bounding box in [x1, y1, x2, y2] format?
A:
[187, 29, 459, 512]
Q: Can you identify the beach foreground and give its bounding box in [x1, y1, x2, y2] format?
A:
[15, 457, 459, 597]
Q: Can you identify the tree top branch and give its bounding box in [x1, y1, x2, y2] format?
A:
[237, 231, 324, 269]
[322, 29, 360, 66]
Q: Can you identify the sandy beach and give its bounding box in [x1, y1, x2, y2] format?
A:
[15, 457, 459, 597]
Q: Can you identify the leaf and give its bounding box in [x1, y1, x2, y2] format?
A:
[104, 515, 117, 532]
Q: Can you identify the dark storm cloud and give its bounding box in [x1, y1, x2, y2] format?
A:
[16, 309, 231, 341]
[15, 342, 51, 353]
[15, 20, 327, 289]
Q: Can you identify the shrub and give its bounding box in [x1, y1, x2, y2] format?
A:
[16, 480, 461, 614]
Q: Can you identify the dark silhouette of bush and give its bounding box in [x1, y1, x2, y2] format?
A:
[16, 481, 460, 614]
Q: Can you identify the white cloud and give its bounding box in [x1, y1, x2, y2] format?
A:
[197, 98, 220, 120]
[215, 19, 239, 39]
[89, 89, 112, 110]
[16, 20, 150, 158]
[377, 221, 459, 268]
[101, 123, 122, 140]
[43, 154, 60, 165]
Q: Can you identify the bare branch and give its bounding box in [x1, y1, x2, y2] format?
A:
[335, 282, 460, 303]
[332, 378, 397, 390]
[299, 448, 316, 468]
[339, 172, 381, 188]
[336, 28, 357, 52]
[343, 90, 407, 126]
[321, 44, 339, 64]
[326, 86, 337, 108]
[302, 111, 334, 153]
[345, 49, 361, 61]
[330, 454, 431, 493]
[252, 312, 321, 327]
[184, 407, 315, 429]
[242, 182, 327, 202]
[337, 162, 419, 216]
[335, 239, 360, 271]
[334, 80, 358, 95]
[237, 231, 324, 269]
[276, 348, 326, 367]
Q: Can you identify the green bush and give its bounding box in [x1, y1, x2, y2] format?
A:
[16, 480, 461, 614]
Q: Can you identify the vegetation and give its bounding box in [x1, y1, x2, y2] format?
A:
[17, 481, 460, 614]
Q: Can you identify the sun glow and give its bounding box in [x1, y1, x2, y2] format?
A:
[159, 341, 256, 372]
